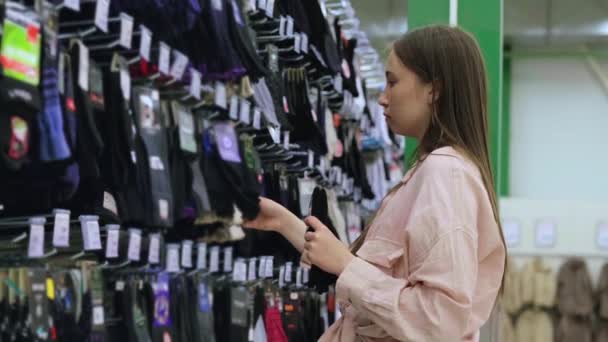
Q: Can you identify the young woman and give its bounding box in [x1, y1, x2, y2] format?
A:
[244, 25, 506, 341]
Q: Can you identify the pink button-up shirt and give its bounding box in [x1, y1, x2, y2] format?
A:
[320, 146, 505, 342]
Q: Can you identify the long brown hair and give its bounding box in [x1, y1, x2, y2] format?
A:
[352, 25, 506, 287]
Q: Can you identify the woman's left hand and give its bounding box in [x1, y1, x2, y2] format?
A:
[301, 216, 355, 276]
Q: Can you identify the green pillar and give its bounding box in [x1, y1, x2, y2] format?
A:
[407, 0, 506, 192]
[458, 0, 504, 193]
[405, 0, 451, 168]
[500, 55, 511, 196]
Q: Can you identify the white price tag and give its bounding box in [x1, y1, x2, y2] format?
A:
[294, 33, 301, 53]
[209, 246, 220, 272]
[181, 240, 193, 268]
[148, 233, 161, 264]
[78, 41, 89, 91]
[535, 220, 557, 248]
[253, 107, 262, 130]
[303, 268, 309, 284]
[159, 42, 171, 75]
[81, 217, 102, 251]
[139, 25, 152, 61]
[64, 0, 79, 11]
[120, 67, 131, 100]
[196, 243, 207, 270]
[215, 82, 227, 109]
[279, 16, 286, 37]
[105, 225, 120, 259]
[159, 199, 169, 220]
[286, 16, 294, 36]
[248, 258, 257, 281]
[93, 306, 105, 325]
[278, 266, 285, 287]
[233, 259, 247, 282]
[265, 0, 275, 17]
[52, 210, 70, 248]
[223, 247, 234, 273]
[229, 95, 239, 120]
[597, 222, 608, 250]
[308, 150, 314, 168]
[257, 0, 267, 11]
[119, 13, 134, 49]
[239, 98, 251, 125]
[190, 69, 202, 99]
[301, 33, 309, 53]
[502, 219, 521, 248]
[170, 50, 189, 80]
[212, 0, 223, 11]
[166, 244, 181, 273]
[258, 257, 267, 279]
[94, 0, 110, 33]
[296, 267, 302, 287]
[127, 229, 142, 261]
[28, 219, 45, 259]
[265, 256, 274, 278]
[284, 262, 292, 283]
[283, 131, 290, 150]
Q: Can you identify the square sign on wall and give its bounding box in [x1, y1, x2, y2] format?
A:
[597, 222, 608, 250]
[535, 219, 557, 248]
[502, 219, 522, 248]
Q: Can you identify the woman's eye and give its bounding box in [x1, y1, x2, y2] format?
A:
[387, 80, 397, 87]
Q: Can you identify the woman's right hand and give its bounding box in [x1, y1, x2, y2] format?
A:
[242, 197, 295, 232]
[243, 197, 308, 253]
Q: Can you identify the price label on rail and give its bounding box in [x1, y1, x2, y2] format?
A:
[64, 0, 80, 11]
[28, 218, 45, 259]
[81, 216, 102, 251]
[196, 243, 207, 270]
[119, 13, 134, 49]
[105, 225, 120, 259]
[94, 0, 110, 33]
[148, 233, 161, 264]
[52, 209, 70, 247]
[139, 25, 152, 61]
[127, 229, 142, 262]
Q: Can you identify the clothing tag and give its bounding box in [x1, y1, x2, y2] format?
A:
[58, 54, 65, 94]
[265, 0, 275, 17]
[214, 123, 242, 163]
[294, 33, 301, 53]
[46, 278, 55, 300]
[153, 273, 172, 327]
[92, 305, 105, 325]
[105, 225, 120, 259]
[190, 69, 202, 99]
[248, 258, 257, 281]
[52, 209, 70, 248]
[301, 33, 309, 53]
[212, 0, 223, 11]
[139, 25, 152, 61]
[115, 280, 125, 291]
[296, 267, 302, 287]
[284, 262, 293, 283]
[268, 126, 280, 144]
[283, 131, 290, 150]
[258, 256, 267, 278]
[158, 42, 171, 75]
[278, 266, 285, 287]
[253, 107, 262, 130]
[81, 216, 102, 251]
[223, 247, 234, 273]
[265, 256, 274, 278]
[119, 13, 133, 48]
[257, 0, 267, 11]
[215, 82, 227, 109]
[78, 41, 89, 91]
[64, 0, 79, 11]
[170, 50, 188, 80]
[282, 95, 289, 113]
[148, 233, 161, 264]
[209, 246, 220, 272]
[286, 16, 294, 36]
[120, 66, 131, 100]
[103, 191, 118, 216]
[279, 16, 286, 37]
[181, 240, 193, 268]
[239, 98, 251, 125]
[166, 244, 181, 273]
[231, 287, 249, 327]
[308, 150, 314, 168]
[198, 281, 211, 312]
[334, 75, 343, 93]
[196, 243, 207, 270]
[229, 95, 239, 120]
[159, 199, 169, 220]
[248, 327, 254, 342]
[232, 259, 246, 282]
[28, 269, 49, 339]
[127, 229, 142, 262]
[320, 157, 327, 173]
[149, 156, 165, 170]
[303, 268, 309, 284]
[28, 218, 45, 258]
[178, 106, 197, 153]
[94, 0, 110, 33]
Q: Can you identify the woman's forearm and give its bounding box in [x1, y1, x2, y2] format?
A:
[276, 212, 307, 253]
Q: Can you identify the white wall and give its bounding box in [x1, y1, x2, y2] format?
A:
[509, 57, 608, 201]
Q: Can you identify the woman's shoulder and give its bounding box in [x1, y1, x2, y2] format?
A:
[415, 146, 481, 180]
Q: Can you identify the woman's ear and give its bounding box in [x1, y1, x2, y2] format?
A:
[427, 81, 441, 105]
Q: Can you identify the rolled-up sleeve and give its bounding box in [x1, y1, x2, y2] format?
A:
[336, 157, 484, 341]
